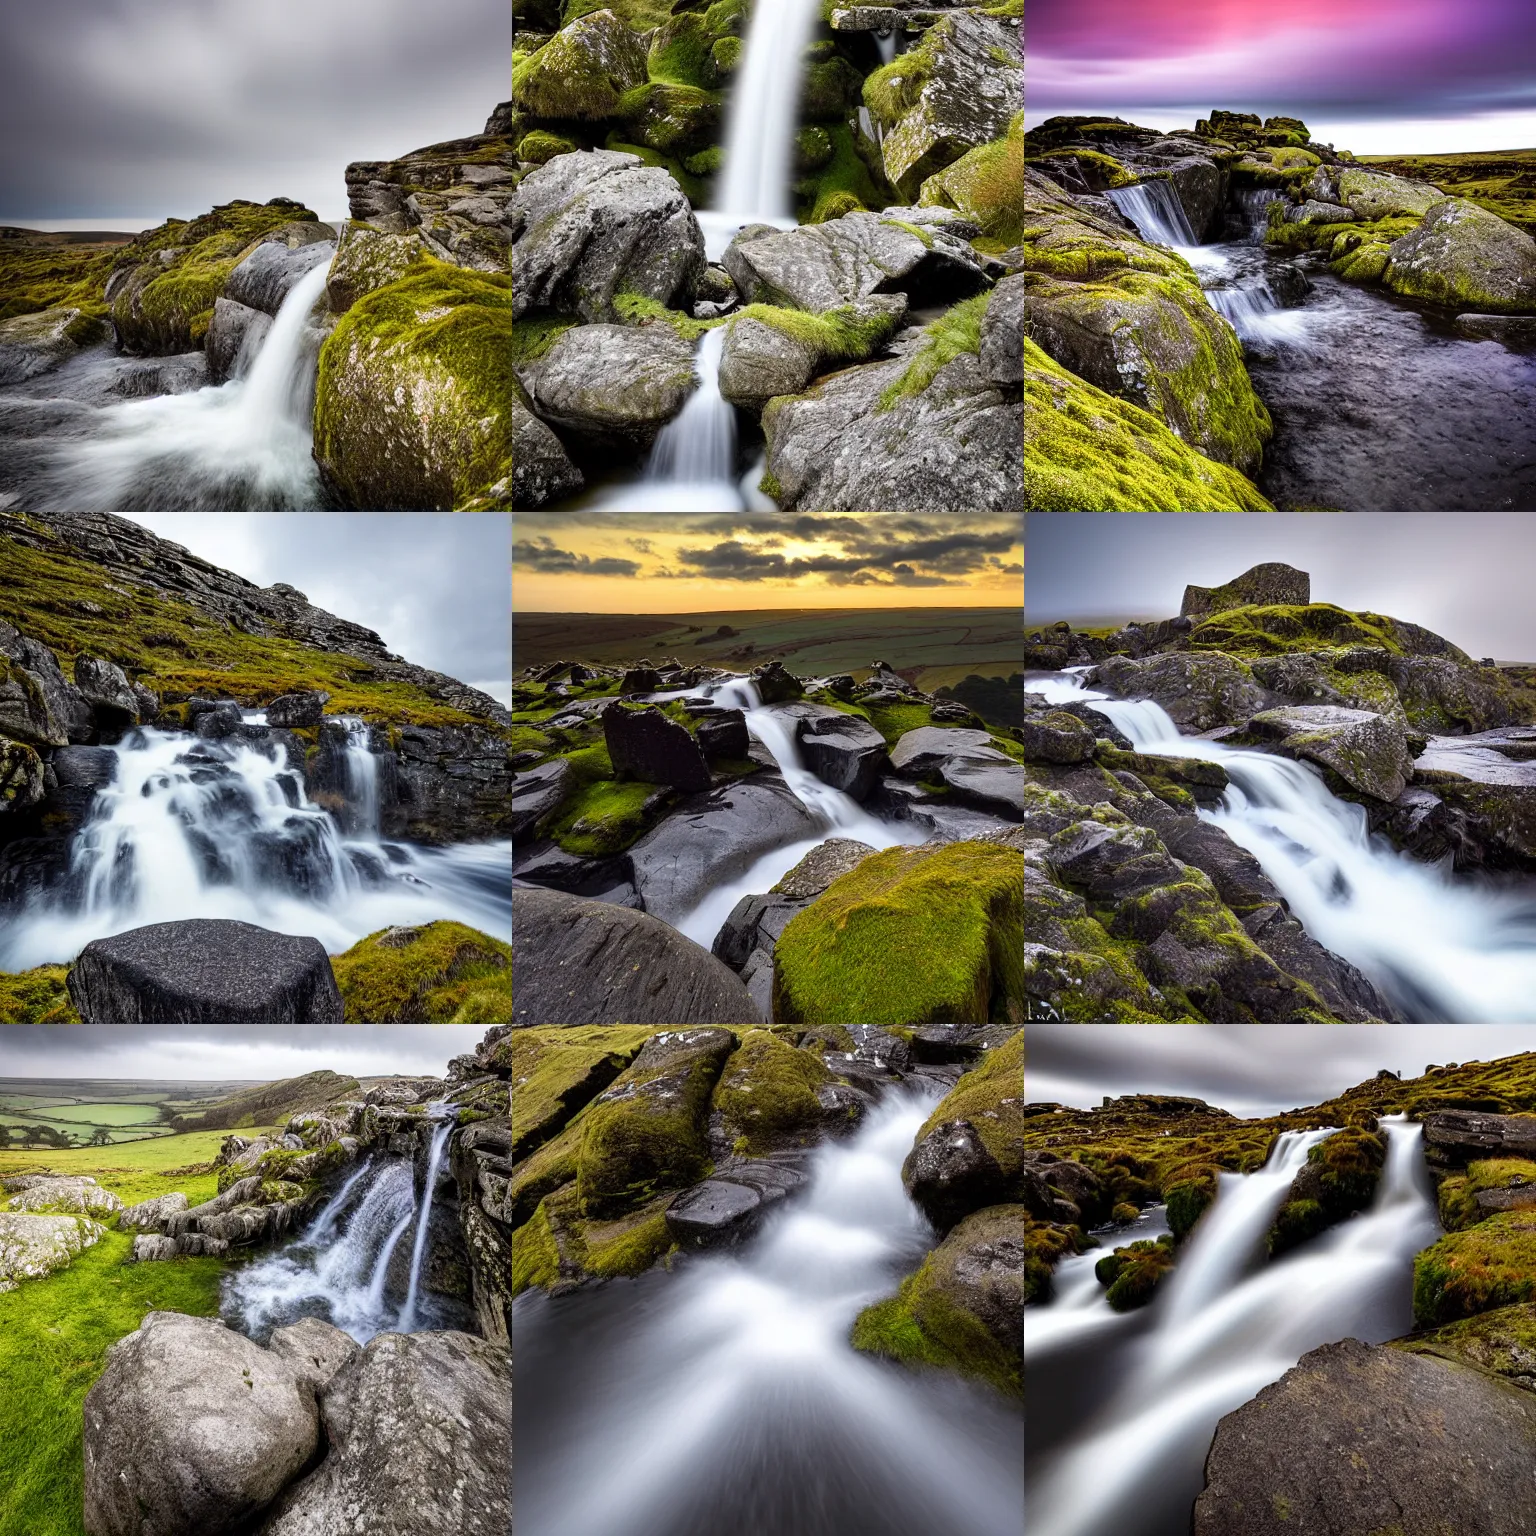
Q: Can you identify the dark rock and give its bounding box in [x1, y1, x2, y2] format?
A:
[205, 298, 273, 385]
[73, 655, 141, 726]
[1183, 565, 1310, 621]
[695, 709, 749, 761]
[666, 1159, 809, 1248]
[789, 705, 887, 799]
[1239, 704, 1412, 802]
[195, 702, 244, 740]
[67, 919, 345, 1023]
[511, 758, 574, 842]
[602, 702, 711, 793]
[1021, 709, 1096, 764]
[1088, 651, 1276, 733]
[265, 690, 330, 729]
[1194, 1337, 1536, 1536]
[1422, 1109, 1536, 1165]
[511, 887, 762, 1024]
[0, 622, 92, 743]
[750, 660, 804, 704]
[903, 1117, 1010, 1232]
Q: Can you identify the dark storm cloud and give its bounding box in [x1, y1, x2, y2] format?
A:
[1027, 1025, 1536, 1119]
[123, 513, 511, 705]
[0, 1026, 487, 1081]
[0, 0, 509, 221]
[1026, 513, 1536, 662]
[512, 538, 642, 578]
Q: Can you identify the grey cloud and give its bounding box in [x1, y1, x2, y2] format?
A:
[512, 538, 642, 578]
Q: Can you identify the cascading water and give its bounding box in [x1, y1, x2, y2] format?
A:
[1035, 671, 1536, 1021]
[669, 678, 924, 947]
[0, 724, 512, 970]
[339, 716, 380, 838]
[513, 1089, 1024, 1536]
[224, 1127, 465, 1345]
[397, 1116, 453, 1334]
[44, 260, 331, 510]
[1027, 1119, 1439, 1536]
[1106, 181, 1199, 249]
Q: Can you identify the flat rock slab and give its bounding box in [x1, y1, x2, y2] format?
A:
[512, 887, 762, 1025]
[1245, 704, 1411, 802]
[68, 919, 345, 1023]
[666, 1159, 809, 1247]
[0, 1211, 105, 1292]
[1194, 1336, 1536, 1536]
[3, 1175, 123, 1218]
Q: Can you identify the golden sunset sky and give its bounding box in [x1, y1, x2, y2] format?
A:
[512, 514, 1024, 613]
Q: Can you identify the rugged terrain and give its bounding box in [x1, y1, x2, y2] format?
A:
[511, 0, 1023, 510]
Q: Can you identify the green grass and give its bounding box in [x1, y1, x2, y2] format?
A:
[38, 1105, 160, 1127]
[0, 966, 78, 1024]
[731, 302, 901, 368]
[331, 922, 511, 1024]
[1357, 148, 1536, 235]
[878, 294, 991, 410]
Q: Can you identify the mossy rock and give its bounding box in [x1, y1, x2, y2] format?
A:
[1403, 1301, 1536, 1390]
[313, 260, 512, 510]
[1023, 1217, 1081, 1304]
[332, 921, 510, 1023]
[0, 965, 79, 1023]
[911, 1030, 1024, 1181]
[851, 1204, 1023, 1397]
[710, 1030, 838, 1154]
[1025, 338, 1273, 512]
[1095, 1234, 1175, 1310]
[1414, 1211, 1536, 1327]
[509, 1026, 652, 1159]
[325, 222, 431, 313]
[1165, 1169, 1218, 1240]
[919, 117, 1025, 249]
[1438, 1159, 1536, 1232]
[512, 10, 649, 121]
[772, 841, 1023, 1026]
[616, 82, 721, 156]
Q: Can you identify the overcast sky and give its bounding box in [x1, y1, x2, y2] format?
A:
[513, 514, 1025, 612]
[1029, 1025, 1536, 1118]
[123, 513, 512, 705]
[0, 1026, 484, 1082]
[0, 0, 509, 227]
[1027, 513, 1536, 662]
[1027, 0, 1536, 153]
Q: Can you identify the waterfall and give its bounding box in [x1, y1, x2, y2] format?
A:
[706, 0, 824, 254]
[397, 1117, 453, 1334]
[1204, 280, 1281, 338]
[1106, 181, 1199, 248]
[0, 725, 513, 969]
[225, 1158, 425, 1344]
[1236, 187, 1285, 240]
[669, 678, 923, 948]
[47, 260, 330, 510]
[339, 717, 380, 838]
[513, 1089, 1024, 1536]
[1036, 673, 1536, 1022]
[1028, 1119, 1439, 1536]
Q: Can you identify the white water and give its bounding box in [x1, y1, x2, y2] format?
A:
[1107, 181, 1199, 249]
[397, 1116, 453, 1334]
[670, 679, 924, 948]
[224, 1137, 460, 1345]
[1037, 671, 1536, 1022]
[1029, 1120, 1439, 1536]
[339, 716, 380, 837]
[47, 261, 329, 510]
[515, 1090, 1024, 1536]
[0, 725, 512, 968]
[700, 0, 824, 260]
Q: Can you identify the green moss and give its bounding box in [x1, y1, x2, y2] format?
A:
[912, 1030, 1024, 1177]
[0, 243, 119, 326]
[1096, 1235, 1175, 1310]
[1438, 1159, 1536, 1232]
[616, 82, 721, 156]
[798, 120, 884, 225]
[1165, 1171, 1218, 1240]
[546, 778, 662, 856]
[1267, 1127, 1386, 1256]
[0, 967, 78, 1024]
[516, 130, 580, 164]
[922, 119, 1026, 249]
[1025, 337, 1274, 512]
[331, 922, 511, 1023]
[512, 312, 579, 365]
[773, 844, 1023, 1026]
[612, 290, 716, 340]
[1024, 1218, 1081, 1303]
[0, 526, 493, 728]
[583, 1207, 674, 1277]
[511, 1028, 654, 1159]
[877, 293, 991, 410]
[711, 1030, 837, 1152]
[1414, 1212, 1536, 1327]
[863, 30, 939, 131]
[646, 14, 717, 89]
[513, 23, 642, 120]
[510, 1202, 562, 1295]
[313, 259, 512, 511]
[0, 1227, 225, 1534]
[1188, 603, 1406, 657]
[732, 301, 901, 369]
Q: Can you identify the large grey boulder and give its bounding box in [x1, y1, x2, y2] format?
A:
[1241, 704, 1413, 802]
[979, 274, 1022, 388]
[1088, 651, 1275, 733]
[68, 919, 345, 1023]
[256, 1331, 509, 1536]
[787, 705, 888, 800]
[1285, 199, 1359, 225]
[723, 213, 986, 313]
[267, 1318, 361, 1394]
[1384, 197, 1536, 313]
[116, 1191, 191, 1232]
[0, 1211, 105, 1291]
[1421, 1108, 1536, 1164]
[890, 726, 1024, 819]
[512, 389, 583, 509]
[3, 1174, 124, 1219]
[526, 322, 696, 446]
[763, 348, 1021, 512]
[1194, 1337, 1536, 1536]
[206, 298, 273, 384]
[224, 239, 336, 318]
[510, 150, 706, 322]
[0, 651, 68, 747]
[872, 12, 1022, 200]
[74, 655, 142, 724]
[512, 887, 763, 1025]
[1338, 167, 1447, 220]
[0, 304, 109, 383]
[83, 1311, 320, 1536]
[0, 622, 93, 743]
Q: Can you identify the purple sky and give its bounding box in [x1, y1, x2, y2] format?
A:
[1028, 0, 1536, 153]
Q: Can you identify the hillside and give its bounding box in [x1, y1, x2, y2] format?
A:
[168, 1070, 362, 1133]
[1359, 147, 1536, 233]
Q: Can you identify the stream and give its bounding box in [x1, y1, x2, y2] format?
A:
[1026, 1119, 1439, 1536]
[512, 1088, 1024, 1536]
[1034, 671, 1536, 1022]
[223, 1111, 468, 1346]
[0, 718, 512, 971]
[0, 260, 331, 512]
[1107, 179, 1536, 510]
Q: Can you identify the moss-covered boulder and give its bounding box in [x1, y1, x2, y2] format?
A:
[1089, 651, 1272, 733]
[331, 922, 511, 1022]
[919, 115, 1025, 250]
[313, 261, 511, 509]
[1337, 167, 1446, 220]
[1437, 1159, 1536, 1231]
[1267, 1126, 1386, 1256]
[1237, 704, 1412, 802]
[574, 1027, 735, 1218]
[711, 1029, 842, 1154]
[1095, 1234, 1175, 1310]
[1405, 1301, 1536, 1391]
[325, 222, 431, 313]
[0, 964, 79, 1023]
[851, 1203, 1023, 1397]
[509, 1027, 652, 1160]
[772, 841, 1023, 1026]
[107, 200, 319, 356]
[1025, 338, 1273, 511]
[511, 10, 649, 121]
[1383, 197, 1536, 313]
[1414, 1210, 1536, 1327]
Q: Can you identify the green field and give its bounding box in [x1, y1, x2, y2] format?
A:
[0, 1080, 258, 1149]
[514, 607, 1023, 687]
[1358, 148, 1536, 234]
[0, 1127, 275, 1535]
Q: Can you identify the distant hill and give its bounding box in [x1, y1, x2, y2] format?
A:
[0, 227, 136, 246]
[169, 1070, 361, 1133]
